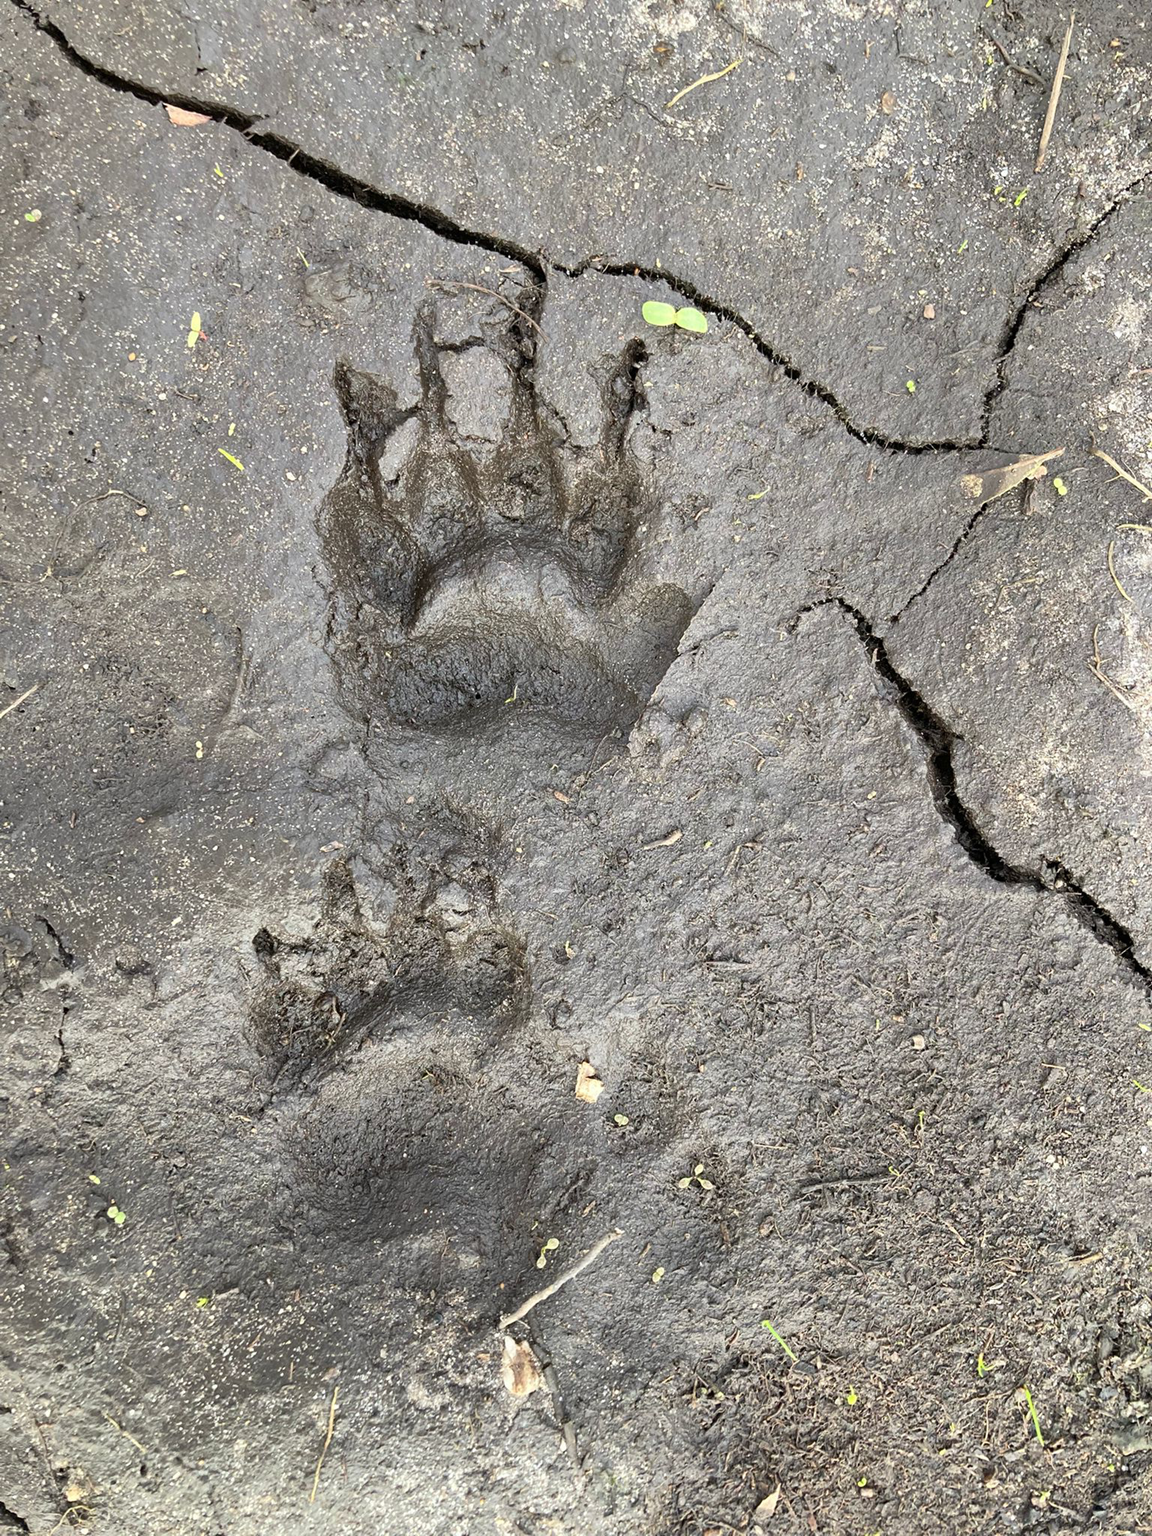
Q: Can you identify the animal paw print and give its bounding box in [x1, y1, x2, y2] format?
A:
[251, 858, 528, 1095]
[318, 297, 695, 734]
[249, 857, 533, 1236]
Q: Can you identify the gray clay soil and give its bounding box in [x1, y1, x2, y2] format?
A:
[2, 3, 1152, 1534]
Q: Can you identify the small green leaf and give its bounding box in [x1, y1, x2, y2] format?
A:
[651, 1266, 665, 1283]
[674, 306, 708, 334]
[196, 1296, 210, 1307]
[906, 380, 917, 394]
[1052, 476, 1068, 496]
[218, 448, 245, 472]
[106, 1205, 126, 1226]
[642, 300, 677, 327]
[24, 209, 42, 223]
[613, 1113, 629, 1126]
[761, 1319, 798, 1362]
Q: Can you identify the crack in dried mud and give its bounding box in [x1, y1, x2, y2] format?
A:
[802, 596, 1152, 1001]
[14, 0, 1144, 458]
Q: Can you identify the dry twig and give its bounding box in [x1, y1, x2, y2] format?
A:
[1093, 447, 1152, 500]
[309, 1385, 339, 1504]
[0, 683, 39, 722]
[1036, 12, 1075, 171]
[425, 278, 544, 336]
[666, 59, 741, 111]
[499, 1229, 623, 1330]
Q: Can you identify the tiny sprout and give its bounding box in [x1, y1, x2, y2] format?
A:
[678, 1163, 714, 1190]
[196, 1296, 210, 1307]
[642, 299, 709, 334]
[857, 1476, 869, 1488]
[24, 209, 43, 223]
[957, 237, 969, 253]
[1052, 476, 1068, 496]
[613, 1113, 629, 1126]
[977, 1353, 988, 1377]
[845, 1388, 858, 1405]
[651, 1266, 665, 1284]
[906, 379, 917, 393]
[106, 1205, 126, 1226]
[88, 1174, 101, 1185]
[536, 1237, 560, 1269]
[760, 1319, 798, 1361]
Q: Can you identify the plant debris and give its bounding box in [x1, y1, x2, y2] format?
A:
[499, 1228, 623, 1330]
[665, 58, 741, 112]
[308, 1385, 339, 1503]
[574, 1061, 604, 1103]
[499, 1336, 543, 1397]
[1035, 12, 1075, 172]
[961, 447, 1064, 504]
[165, 104, 212, 127]
[1093, 447, 1152, 500]
[641, 828, 682, 849]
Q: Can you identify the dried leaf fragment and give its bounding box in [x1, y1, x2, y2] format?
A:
[575, 1061, 604, 1103]
[165, 104, 212, 126]
[500, 1335, 542, 1397]
[879, 89, 896, 114]
[960, 446, 1064, 505]
[753, 1485, 782, 1521]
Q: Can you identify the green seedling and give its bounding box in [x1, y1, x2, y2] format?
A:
[106, 1205, 126, 1226]
[24, 209, 42, 223]
[642, 300, 709, 334]
[651, 1266, 665, 1284]
[845, 1387, 859, 1405]
[1021, 1385, 1045, 1446]
[761, 1319, 798, 1361]
[218, 448, 244, 472]
[536, 1236, 559, 1270]
[1052, 476, 1068, 495]
[906, 379, 917, 393]
[678, 1163, 714, 1191]
[613, 1113, 629, 1126]
[196, 1296, 211, 1307]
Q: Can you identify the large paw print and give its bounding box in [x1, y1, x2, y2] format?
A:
[250, 858, 533, 1236]
[318, 298, 695, 736]
[251, 858, 528, 1095]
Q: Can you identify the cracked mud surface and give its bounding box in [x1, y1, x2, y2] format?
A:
[2, 3, 1152, 1534]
